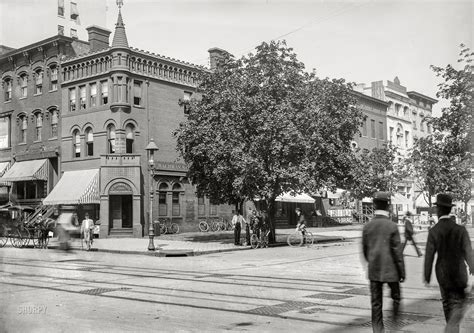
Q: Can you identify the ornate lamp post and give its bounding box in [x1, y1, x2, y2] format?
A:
[145, 139, 159, 251]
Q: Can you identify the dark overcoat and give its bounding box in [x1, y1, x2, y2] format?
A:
[362, 214, 405, 282]
[424, 217, 474, 290]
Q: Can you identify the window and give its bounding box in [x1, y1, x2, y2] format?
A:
[125, 124, 134, 153]
[101, 80, 108, 104]
[395, 104, 401, 116]
[420, 119, 425, 132]
[158, 183, 168, 216]
[35, 113, 43, 141]
[34, 69, 43, 95]
[58, 0, 64, 16]
[413, 120, 417, 130]
[405, 131, 409, 147]
[50, 110, 58, 138]
[73, 130, 80, 158]
[85, 128, 93, 156]
[133, 81, 142, 106]
[182, 91, 192, 114]
[70, 2, 79, 21]
[370, 119, 376, 138]
[19, 74, 27, 98]
[117, 76, 124, 102]
[396, 127, 403, 146]
[70, 29, 78, 39]
[389, 127, 394, 142]
[89, 83, 97, 107]
[198, 196, 205, 216]
[210, 199, 218, 216]
[362, 118, 367, 137]
[16, 181, 46, 200]
[50, 65, 58, 91]
[107, 124, 116, 153]
[378, 121, 383, 139]
[4, 78, 12, 101]
[19, 115, 27, 144]
[69, 88, 76, 111]
[58, 25, 64, 35]
[0, 116, 10, 148]
[172, 183, 182, 216]
[79, 85, 86, 109]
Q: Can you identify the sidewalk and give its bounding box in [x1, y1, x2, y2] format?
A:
[51, 224, 364, 256]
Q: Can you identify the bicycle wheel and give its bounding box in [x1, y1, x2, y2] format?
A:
[304, 232, 314, 246]
[217, 221, 226, 231]
[250, 234, 259, 249]
[287, 232, 303, 247]
[210, 221, 218, 232]
[0, 226, 8, 247]
[170, 223, 179, 234]
[198, 220, 209, 232]
[10, 230, 22, 248]
[160, 224, 167, 235]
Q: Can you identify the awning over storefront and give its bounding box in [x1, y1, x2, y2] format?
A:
[275, 192, 315, 203]
[0, 161, 12, 186]
[43, 169, 100, 205]
[0, 159, 48, 182]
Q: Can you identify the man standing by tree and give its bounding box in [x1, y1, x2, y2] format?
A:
[424, 193, 473, 332]
[231, 210, 245, 246]
[362, 192, 405, 333]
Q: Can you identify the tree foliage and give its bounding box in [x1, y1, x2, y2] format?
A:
[408, 44, 473, 208]
[348, 144, 402, 200]
[174, 40, 363, 241]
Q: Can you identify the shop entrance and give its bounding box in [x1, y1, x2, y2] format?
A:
[109, 195, 132, 229]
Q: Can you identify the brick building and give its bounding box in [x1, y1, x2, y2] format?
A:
[39, 6, 233, 237]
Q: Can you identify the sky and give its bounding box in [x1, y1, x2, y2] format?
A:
[109, 0, 471, 115]
[2, 0, 473, 115]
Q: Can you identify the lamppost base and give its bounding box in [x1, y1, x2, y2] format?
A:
[148, 236, 155, 251]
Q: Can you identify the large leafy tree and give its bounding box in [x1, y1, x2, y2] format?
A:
[348, 144, 402, 200]
[174, 40, 363, 242]
[408, 45, 473, 213]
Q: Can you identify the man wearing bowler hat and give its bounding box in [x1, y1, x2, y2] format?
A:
[424, 193, 474, 332]
[362, 192, 405, 333]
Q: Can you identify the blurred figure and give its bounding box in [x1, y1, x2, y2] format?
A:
[402, 212, 422, 257]
[56, 212, 76, 251]
[424, 193, 474, 333]
[362, 192, 405, 333]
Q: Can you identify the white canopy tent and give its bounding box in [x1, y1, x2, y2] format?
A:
[275, 192, 315, 203]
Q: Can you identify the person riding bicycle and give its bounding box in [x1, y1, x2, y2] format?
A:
[81, 213, 94, 249]
[295, 208, 307, 242]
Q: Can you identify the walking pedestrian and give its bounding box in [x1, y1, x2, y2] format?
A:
[295, 208, 307, 243]
[231, 210, 244, 245]
[362, 192, 405, 333]
[424, 193, 474, 333]
[402, 212, 422, 257]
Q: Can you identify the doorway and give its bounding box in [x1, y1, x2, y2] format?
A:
[109, 195, 132, 229]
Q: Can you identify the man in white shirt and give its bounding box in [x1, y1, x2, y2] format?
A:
[81, 213, 94, 248]
[232, 211, 245, 245]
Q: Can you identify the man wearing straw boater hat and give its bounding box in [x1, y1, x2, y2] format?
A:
[424, 193, 474, 332]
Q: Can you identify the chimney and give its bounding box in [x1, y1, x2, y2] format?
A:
[208, 47, 232, 71]
[86, 25, 111, 52]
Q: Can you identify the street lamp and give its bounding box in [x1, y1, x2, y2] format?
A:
[145, 138, 159, 251]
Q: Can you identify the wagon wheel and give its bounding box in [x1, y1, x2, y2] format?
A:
[33, 228, 42, 248]
[10, 230, 23, 248]
[20, 228, 31, 247]
[0, 226, 8, 248]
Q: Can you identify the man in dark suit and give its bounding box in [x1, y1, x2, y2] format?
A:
[362, 192, 405, 333]
[424, 193, 473, 332]
[402, 211, 422, 257]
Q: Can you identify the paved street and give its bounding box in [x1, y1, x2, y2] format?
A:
[1, 231, 473, 333]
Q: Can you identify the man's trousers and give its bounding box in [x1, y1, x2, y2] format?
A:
[234, 224, 241, 245]
[439, 286, 468, 333]
[370, 280, 401, 333]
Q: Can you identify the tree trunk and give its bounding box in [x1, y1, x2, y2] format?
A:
[267, 198, 276, 244]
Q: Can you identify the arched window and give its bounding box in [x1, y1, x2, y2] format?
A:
[158, 183, 169, 216]
[107, 124, 116, 153]
[73, 129, 81, 158]
[85, 127, 93, 156]
[19, 115, 27, 144]
[35, 113, 43, 141]
[19, 73, 28, 98]
[49, 64, 58, 91]
[50, 109, 58, 138]
[396, 125, 403, 147]
[125, 124, 134, 153]
[4, 77, 12, 101]
[35, 68, 43, 95]
[172, 183, 182, 216]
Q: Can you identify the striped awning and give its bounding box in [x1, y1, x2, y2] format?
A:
[0, 159, 49, 182]
[275, 192, 315, 203]
[43, 169, 100, 205]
